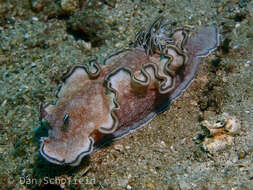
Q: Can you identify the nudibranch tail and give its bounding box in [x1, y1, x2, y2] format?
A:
[39, 17, 219, 166]
[184, 25, 219, 57]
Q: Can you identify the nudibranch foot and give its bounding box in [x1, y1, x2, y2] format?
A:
[39, 17, 219, 166]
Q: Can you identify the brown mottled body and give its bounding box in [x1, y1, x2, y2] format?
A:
[39, 18, 219, 166]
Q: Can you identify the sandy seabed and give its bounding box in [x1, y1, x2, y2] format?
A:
[0, 0, 252, 189]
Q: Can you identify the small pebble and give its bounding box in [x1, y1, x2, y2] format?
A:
[224, 118, 240, 135]
[32, 17, 39, 21]
[170, 145, 177, 153]
[233, 45, 239, 50]
[1, 100, 7, 107]
[181, 138, 186, 145]
[115, 42, 123, 48]
[31, 0, 44, 11]
[218, 6, 223, 13]
[114, 144, 124, 152]
[61, 0, 79, 13]
[125, 145, 131, 149]
[203, 135, 233, 153]
[24, 33, 29, 38]
[0, 147, 5, 153]
[238, 151, 246, 159]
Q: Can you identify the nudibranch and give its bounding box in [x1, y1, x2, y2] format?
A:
[39, 17, 219, 166]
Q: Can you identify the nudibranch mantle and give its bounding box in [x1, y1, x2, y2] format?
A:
[39, 18, 219, 166]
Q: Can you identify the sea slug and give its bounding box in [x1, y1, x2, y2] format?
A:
[39, 17, 219, 166]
